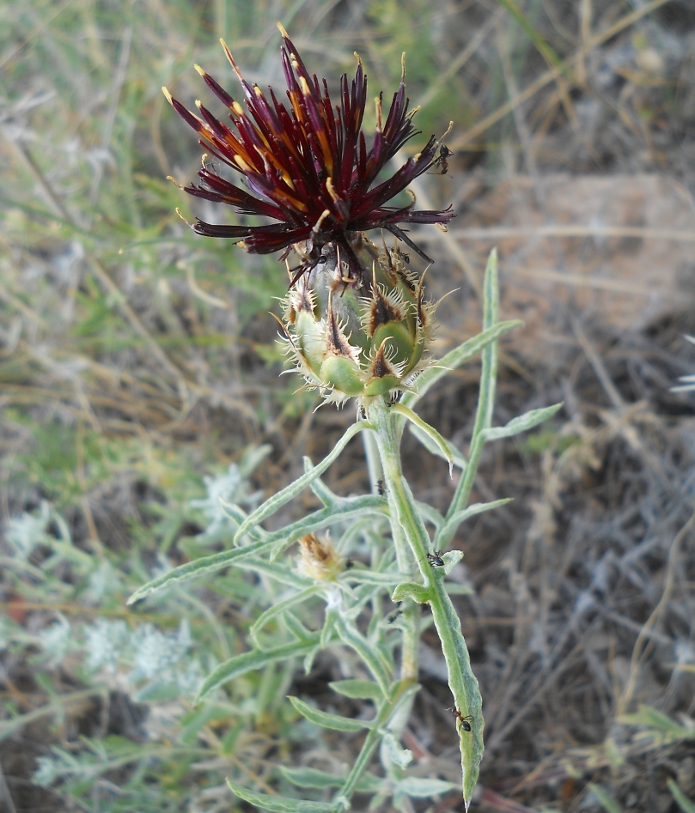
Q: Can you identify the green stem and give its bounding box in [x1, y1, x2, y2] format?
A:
[333, 680, 417, 810]
[371, 401, 426, 682]
[370, 397, 484, 810]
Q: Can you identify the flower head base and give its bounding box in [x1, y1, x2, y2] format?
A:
[165, 24, 454, 286]
[280, 242, 436, 405]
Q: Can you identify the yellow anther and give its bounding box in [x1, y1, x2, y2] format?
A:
[234, 155, 253, 172]
[325, 178, 341, 203]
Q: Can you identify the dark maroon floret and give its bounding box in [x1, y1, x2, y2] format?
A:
[165, 25, 454, 285]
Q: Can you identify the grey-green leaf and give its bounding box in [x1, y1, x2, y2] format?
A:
[403, 318, 522, 408]
[436, 499, 512, 546]
[408, 421, 467, 470]
[390, 404, 454, 476]
[289, 696, 372, 732]
[329, 680, 383, 700]
[483, 403, 563, 441]
[391, 582, 430, 604]
[588, 783, 624, 813]
[127, 537, 274, 604]
[280, 766, 383, 794]
[196, 639, 318, 701]
[396, 777, 457, 797]
[233, 422, 366, 545]
[226, 779, 336, 812]
[280, 767, 344, 789]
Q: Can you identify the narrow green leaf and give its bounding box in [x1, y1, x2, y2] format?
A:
[381, 731, 413, 770]
[279, 767, 343, 789]
[441, 549, 464, 575]
[233, 422, 366, 545]
[283, 611, 314, 642]
[483, 403, 563, 441]
[127, 537, 274, 604]
[226, 779, 336, 812]
[196, 638, 318, 701]
[303, 458, 338, 506]
[637, 705, 692, 734]
[494, 0, 564, 70]
[390, 404, 454, 476]
[404, 318, 522, 408]
[336, 620, 391, 697]
[588, 782, 624, 813]
[288, 696, 372, 732]
[436, 499, 512, 546]
[668, 779, 695, 813]
[391, 582, 430, 604]
[280, 766, 383, 794]
[329, 680, 383, 700]
[265, 495, 389, 561]
[428, 571, 484, 811]
[341, 570, 403, 586]
[415, 501, 446, 529]
[443, 249, 501, 548]
[408, 421, 467, 470]
[445, 583, 474, 596]
[250, 586, 322, 640]
[396, 776, 457, 797]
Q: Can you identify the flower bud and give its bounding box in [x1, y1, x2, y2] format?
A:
[281, 243, 435, 404]
[296, 533, 344, 581]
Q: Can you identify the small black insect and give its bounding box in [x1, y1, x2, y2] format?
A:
[426, 550, 445, 568]
[345, 558, 355, 570]
[432, 144, 453, 175]
[401, 251, 410, 265]
[447, 707, 473, 732]
[358, 405, 367, 420]
[377, 479, 386, 496]
[387, 610, 403, 623]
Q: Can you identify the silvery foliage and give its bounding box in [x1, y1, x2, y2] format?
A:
[6, 500, 52, 560]
[38, 614, 73, 667]
[3, 450, 271, 703]
[190, 445, 271, 538]
[83, 617, 202, 698]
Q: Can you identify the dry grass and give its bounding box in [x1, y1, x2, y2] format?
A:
[2, 0, 695, 811]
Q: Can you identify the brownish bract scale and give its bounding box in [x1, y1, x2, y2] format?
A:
[367, 286, 405, 336]
[369, 343, 399, 379]
[326, 298, 358, 360]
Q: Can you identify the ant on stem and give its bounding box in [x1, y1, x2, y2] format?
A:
[446, 707, 473, 732]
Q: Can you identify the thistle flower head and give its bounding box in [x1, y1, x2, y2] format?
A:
[164, 24, 454, 286]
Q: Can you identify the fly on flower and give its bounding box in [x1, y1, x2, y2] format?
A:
[164, 24, 454, 287]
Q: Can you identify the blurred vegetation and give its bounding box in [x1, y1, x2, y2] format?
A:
[2, 0, 695, 810]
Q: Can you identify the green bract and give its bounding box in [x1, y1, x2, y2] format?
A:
[281, 245, 434, 404]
